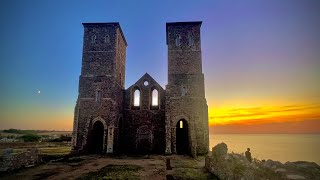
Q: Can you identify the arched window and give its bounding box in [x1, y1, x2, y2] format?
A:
[181, 86, 186, 96]
[151, 89, 159, 106]
[91, 34, 96, 43]
[95, 90, 101, 102]
[188, 34, 194, 46]
[104, 35, 110, 44]
[133, 89, 140, 107]
[175, 34, 181, 47]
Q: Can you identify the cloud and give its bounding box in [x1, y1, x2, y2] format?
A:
[210, 119, 320, 134]
[209, 103, 320, 126]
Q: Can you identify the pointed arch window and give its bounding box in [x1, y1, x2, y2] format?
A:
[91, 34, 96, 44]
[133, 89, 140, 107]
[175, 34, 181, 47]
[151, 89, 159, 106]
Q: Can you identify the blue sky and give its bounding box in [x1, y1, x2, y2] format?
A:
[0, 0, 319, 131]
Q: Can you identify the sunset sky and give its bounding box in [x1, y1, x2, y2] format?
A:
[0, 0, 319, 133]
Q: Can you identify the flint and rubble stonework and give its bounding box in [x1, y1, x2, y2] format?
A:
[72, 21, 209, 156]
[0, 148, 41, 172]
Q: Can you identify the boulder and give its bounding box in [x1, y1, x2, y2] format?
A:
[212, 142, 228, 158]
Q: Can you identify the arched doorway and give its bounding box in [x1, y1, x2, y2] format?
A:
[176, 119, 190, 154]
[90, 121, 104, 154]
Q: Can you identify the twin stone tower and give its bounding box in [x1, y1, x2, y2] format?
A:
[72, 21, 209, 157]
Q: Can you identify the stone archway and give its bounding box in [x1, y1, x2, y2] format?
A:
[176, 119, 190, 154]
[90, 120, 105, 154]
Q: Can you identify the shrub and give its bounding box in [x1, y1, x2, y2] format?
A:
[49, 134, 72, 142]
[19, 134, 41, 142]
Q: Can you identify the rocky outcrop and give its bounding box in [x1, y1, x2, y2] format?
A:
[205, 143, 320, 180]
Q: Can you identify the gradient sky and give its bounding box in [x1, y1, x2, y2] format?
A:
[0, 0, 319, 133]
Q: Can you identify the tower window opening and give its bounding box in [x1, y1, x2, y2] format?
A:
[133, 89, 140, 107]
[175, 34, 181, 47]
[180, 121, 183, 128]
[95, 90, 102, 102]
[181, 86, 186, 96]
[151, 89, 159, 106]
[188, 34, 194, 46]
[91, 35, 96, 44]
[104, 35, 110, 44]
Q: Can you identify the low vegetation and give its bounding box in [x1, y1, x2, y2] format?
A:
[18, 134, 41, 142]
[77, 165, 142, 180]
[49, 134, 72, 142]
[2, 129, 36, 135]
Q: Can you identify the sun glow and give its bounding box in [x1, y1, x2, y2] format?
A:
[209, 104, 320, 126]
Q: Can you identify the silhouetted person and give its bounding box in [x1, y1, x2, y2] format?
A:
[245, 148, 252, 162]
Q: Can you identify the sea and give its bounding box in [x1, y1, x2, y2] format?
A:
[209, 134, 320, 165]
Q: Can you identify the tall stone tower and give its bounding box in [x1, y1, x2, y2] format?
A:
[165, 21, 209, 156]
[72, 23, 127, 154]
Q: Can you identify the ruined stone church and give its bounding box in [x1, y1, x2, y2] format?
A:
[72, 21, 209, 156]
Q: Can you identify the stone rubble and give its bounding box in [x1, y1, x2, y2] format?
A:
[205, 143, 320, 180]
[0, 148, 41, 172]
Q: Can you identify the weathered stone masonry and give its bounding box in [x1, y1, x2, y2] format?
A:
[72, 21, 209, 156]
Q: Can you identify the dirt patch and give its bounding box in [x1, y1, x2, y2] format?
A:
[0, 155, 218, 180]
[33, 171, 58, 180]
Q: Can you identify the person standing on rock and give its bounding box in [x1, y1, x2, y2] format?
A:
[245, 148, 252, 162]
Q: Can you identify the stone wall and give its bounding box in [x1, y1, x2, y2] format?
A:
[122, 73, 166, 154]
[0, 148, 41, 172]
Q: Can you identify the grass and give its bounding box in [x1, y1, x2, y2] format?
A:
[173, 168, 218, 180]
[77, 165, 142, 180]
[0, 130, 72, 138]
[39, 146, 71, 155]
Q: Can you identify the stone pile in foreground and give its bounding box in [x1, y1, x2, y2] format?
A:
[205, 142, 320, 180]
[0, 148, 41, 172]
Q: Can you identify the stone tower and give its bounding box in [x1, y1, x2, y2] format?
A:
[165, 21, 209, 156]
[72, 23, 127, 154]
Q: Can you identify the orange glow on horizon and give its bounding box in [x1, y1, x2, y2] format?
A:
[208, 103, 320, 126]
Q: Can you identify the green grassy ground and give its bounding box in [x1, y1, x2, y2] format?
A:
[0, 142, 71, 156]
[78, 165, 142, 180]
[39, 146, 71, 155]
